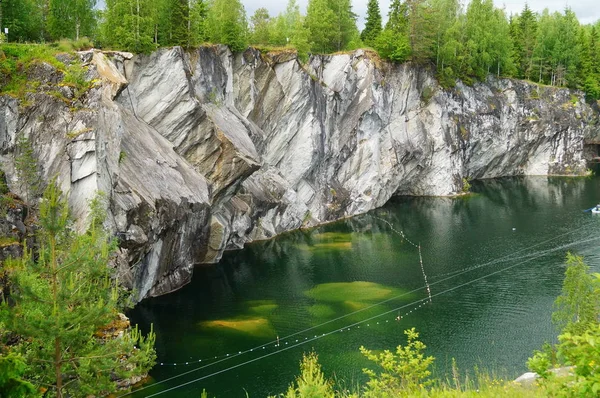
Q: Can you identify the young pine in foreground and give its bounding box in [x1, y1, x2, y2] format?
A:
[0, 183, 156, 397]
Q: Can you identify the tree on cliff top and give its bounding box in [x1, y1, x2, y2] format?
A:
[0, 183, 156, 397]
[205, 0, 247, 52]
[361, 0, 382, 48]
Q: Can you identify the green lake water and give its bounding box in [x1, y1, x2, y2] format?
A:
[128, 177, 600, 397]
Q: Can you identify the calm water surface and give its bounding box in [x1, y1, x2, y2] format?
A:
[129, 177, 600, 397]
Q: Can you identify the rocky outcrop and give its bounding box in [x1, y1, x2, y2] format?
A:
[1, 46, 598, 301]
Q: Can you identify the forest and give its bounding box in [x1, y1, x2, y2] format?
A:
[1, 0, 600, 99]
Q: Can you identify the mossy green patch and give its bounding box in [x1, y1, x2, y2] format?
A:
[305, 281, 401, 303]
[312, 232, 353, 241]
[247, 300, 279, 315]
[343, 300, 370, 311]
[310, 242, 353, 250]
[200, 317, 276, 338]
[308, 304, 336, 318]
[0, 236, 18, 247]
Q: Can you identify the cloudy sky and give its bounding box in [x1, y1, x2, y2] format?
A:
[241, 0, 599, 28]
[96, 0, 599, 27]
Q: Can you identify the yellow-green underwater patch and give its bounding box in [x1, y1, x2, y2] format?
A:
[199, 317, 276, 338]
[308, 304, 336, 318]
[247, 300, 279, 315]
[305, 281, 400, 303]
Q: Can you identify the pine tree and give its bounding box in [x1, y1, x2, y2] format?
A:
[361, 0, 382, 48]
[0, 183, 156, 397]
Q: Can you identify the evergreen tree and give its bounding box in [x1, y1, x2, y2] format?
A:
[513, 4, 538, 80]
[404, 0, 435, 63]
[0, 183, 156, 397]
[532, 9, 559, 84]
[361, 0, 382, 48]
[375, 0, 410, 62]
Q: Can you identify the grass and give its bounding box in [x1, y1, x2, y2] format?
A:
[0, 42, 91, 102]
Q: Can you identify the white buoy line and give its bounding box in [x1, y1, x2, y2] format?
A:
[120, 218, 600, 397]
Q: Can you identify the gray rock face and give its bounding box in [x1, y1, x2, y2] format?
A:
[1, 46, 598, 300]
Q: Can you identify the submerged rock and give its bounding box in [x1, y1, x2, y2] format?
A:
[0, 46, 598, 301]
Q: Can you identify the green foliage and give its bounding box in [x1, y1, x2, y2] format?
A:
[0, 353, 37, 397]
[374, 29, 410, 63]
[282, 352, 335, 398]
[0, 183, 156, 397]
[14, 134, 41, 205]
[360, 328, 435, 395]
[250, 8, 271, 45]
[461, 178, 471, 193]
[0, 44, 66, 97]
[361, 0, 382, 48]
[552, 253, 600, 335]
[47, 0, 97, 41]
[306, 0, 360, 53]
[0, 0, 46, 42]
[528, 253, 600, 397]
[205, 0, 247, 52]
[62, 61, 90, 97]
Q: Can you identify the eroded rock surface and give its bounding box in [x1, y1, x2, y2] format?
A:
[1, 46, 598, 300]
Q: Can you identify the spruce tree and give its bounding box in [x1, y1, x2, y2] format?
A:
[0, 183, 156, 397]
[361, 0, 382, 48]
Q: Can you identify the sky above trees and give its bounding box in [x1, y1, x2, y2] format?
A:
[235, 0, 600, 28]
[94, 1, 599, 27]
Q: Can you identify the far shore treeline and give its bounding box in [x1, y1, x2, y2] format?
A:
[1, 0, 600, 99]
